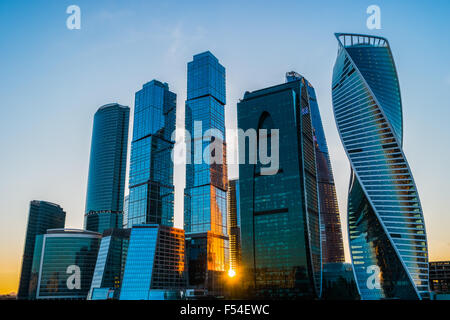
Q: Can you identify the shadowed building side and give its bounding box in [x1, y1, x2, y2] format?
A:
[227, 179, 241, 276]
[287, 71, 345, 264]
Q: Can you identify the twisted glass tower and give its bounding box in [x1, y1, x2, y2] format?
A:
[332, 33, 429, 299]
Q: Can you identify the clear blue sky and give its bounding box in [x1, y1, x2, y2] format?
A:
[1, 0, 449, 293]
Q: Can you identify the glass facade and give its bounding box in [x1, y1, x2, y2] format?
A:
[85, 212, 122, 235]
[332, 33, 429, 300]
[28, 234, 44, 299]
[237, 75, 322, 299]
[127, 80, 176, 228]
[184, 52, 229, 293]
[119, 225, 185, 300]
[227, 179, 241, 274]
[18, 200, 66, 299]
[123, 195, 129, 228]
[287, 72, 345, 264]
[85, 103, 129, 234]
[429, 261, 450, 294]
[88, 228, 130, 300]
[322, 262, 359, 300]
[32, 229, 101, 299]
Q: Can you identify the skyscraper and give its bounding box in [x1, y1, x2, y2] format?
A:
[119, 224, 185, 300]
[287, 71, 345, 263]
[85, 103, 130, 234]
[227, 179, 241, 275]
[119, 80, 184, 300]
[30, 229, 101, 300]
[184, 51, 229, 294]
[237, 74, 322, 299]
[332, 33, 429, 300]
[17, 200, 66, 299]
[127, 80, 176, 228]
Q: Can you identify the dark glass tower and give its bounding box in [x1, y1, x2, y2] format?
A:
[332, 33, 429, 299]
[17, 200, 66, 299]
[286, 72, 345, 264]
[127, 80, 176, 228]
[227, 179, 241, 275]
[184, 51, 229, 294]
[85, 103, 130, 233]
[237, 74, 322, 299]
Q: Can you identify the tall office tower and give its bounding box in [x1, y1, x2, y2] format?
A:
[88, 228, 131, 300]
[119, 225, 185, 300]
[17, 201, 66, 299]
[85, 103, 130, 234]
[127, 80, 176, 228]
[237, 74, 322, 299]
[184, 52, 229, 294]
[287, 71, 345, 264]
[332, 33, 429, 300]
[227, 179, 241, 275]
[29, 229, 101, 300]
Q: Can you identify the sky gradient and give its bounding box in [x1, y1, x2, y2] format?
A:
[1, 0, 449, 294]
